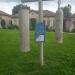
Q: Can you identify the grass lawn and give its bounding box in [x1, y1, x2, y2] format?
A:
[0, 29, 75, 75]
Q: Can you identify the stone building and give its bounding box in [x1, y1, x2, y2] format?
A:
[0, 9, 75, 32]
[12, 14, 19, 26]
[65, 14, 75, 32]
[0, 10, 12, 28]
[12, 10, 56, 30]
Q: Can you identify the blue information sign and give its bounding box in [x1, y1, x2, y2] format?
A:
[35, 22, 45, 42]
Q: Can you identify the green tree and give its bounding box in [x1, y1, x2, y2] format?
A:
[12, 4, 26, 15]
[62, 4, 72, 31]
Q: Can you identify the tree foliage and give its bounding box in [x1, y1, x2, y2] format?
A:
[62, 4, 71, 19]
[12, 4, 26, 15]
[62, 4, 72, 31]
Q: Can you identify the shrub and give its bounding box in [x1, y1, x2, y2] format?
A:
[72, 28, 75, 33]
[30, 19, 36, 31]
[46, 25, 50, 32]
[46, 25, 55, 32]
[8, 25, 19, 29]
[13, 25, 19, 29]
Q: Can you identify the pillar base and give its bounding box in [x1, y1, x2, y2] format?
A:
[56, 38, 63, 44]
[21, 49, 30, 53]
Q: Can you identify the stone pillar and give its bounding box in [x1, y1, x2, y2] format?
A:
[55, 8, 63, 43]
[19, 6, 30, 52]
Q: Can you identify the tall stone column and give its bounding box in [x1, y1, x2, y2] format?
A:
[55, 8, 63, 43]
[19, 6, 30, 52]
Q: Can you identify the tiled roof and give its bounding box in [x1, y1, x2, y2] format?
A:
[30, 10, 55, 17]
[30, 10, 39, 14]
[12, 10, 56, 18]
[12, 14, 19, 18]
[0, 10, 11, 16]
[43, 10, 55, 17]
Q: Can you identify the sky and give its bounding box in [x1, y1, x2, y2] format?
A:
[0, 0, 75, 14]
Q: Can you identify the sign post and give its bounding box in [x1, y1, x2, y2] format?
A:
[21, 0, 54, 66]
[38, 0, 44, 66]
[35, 22, 45, 66]
[21, 0, 55, 66]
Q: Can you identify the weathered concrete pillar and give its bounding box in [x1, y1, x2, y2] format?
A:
[55, 8, 63, 43]
[19, 6, 30, 52]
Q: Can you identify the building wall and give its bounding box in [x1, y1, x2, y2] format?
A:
[43, 17, 55, 30]
[65, 17, 75, 32]
[12, 11, 55, 31]
[12, 18, 19, 26]
[11, 11, 75, 32]
[71, 18, 75, 29]
[0, 15, 12, 28]
[65, 19, 73, 32]
[0, 10, 75, 32]
[29, 11, 39, 23]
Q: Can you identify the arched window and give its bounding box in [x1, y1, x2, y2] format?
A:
[30, 18, 36, 30]
[1, 19, 6, 28]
